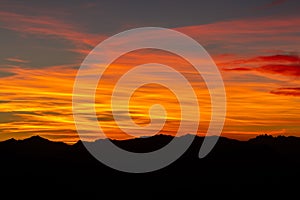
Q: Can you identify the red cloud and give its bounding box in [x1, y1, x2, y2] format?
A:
[0, 11, 105, 50]
[257, 0, 288, 10]
[177, 16, 300, 44]
[223, 67, 252, 72]
[224, 64, 300, 77]
[256, 64, 300, 77]
[255, 55, 300, 63]
[270, 88, 300, 96]
[222, 54, 300, 77]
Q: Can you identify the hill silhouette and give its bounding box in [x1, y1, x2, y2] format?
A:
[0, 134, 300, 191]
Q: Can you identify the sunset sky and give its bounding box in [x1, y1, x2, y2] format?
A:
[0, 0, 299, 144]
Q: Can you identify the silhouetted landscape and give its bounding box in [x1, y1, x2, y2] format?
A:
[0, 134, 300, 192]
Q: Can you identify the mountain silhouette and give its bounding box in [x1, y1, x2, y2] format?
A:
[0, 134, 299, 191]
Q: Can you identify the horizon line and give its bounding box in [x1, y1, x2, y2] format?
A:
[1, 133, 297, 146]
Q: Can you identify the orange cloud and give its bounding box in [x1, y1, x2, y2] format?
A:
[0, 64, 77, 143]
[93, 49, 212, 140]
[1, 51, 299, 143]
[1, 14, 300, 143]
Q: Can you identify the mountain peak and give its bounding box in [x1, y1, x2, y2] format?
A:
[21, 135, 52, 144]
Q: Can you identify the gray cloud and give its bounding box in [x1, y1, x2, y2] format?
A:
[0, 70, 15, 78]
[0, 112, 23, 123]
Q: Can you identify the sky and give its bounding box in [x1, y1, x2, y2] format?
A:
[0, 0, 299, 144]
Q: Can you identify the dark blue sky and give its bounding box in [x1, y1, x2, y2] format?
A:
[0, 0, 299, 69]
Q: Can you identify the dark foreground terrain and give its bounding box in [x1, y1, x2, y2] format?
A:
[0, 134, 299, 193]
